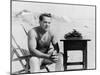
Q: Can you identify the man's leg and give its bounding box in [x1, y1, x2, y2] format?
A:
[29, 56, 40, 73]
[55, 53, 64, 71]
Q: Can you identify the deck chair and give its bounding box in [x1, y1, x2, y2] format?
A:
[11, 25, 51, 74]
[12, 45, 30, 74]
[12, 36, 51, 74]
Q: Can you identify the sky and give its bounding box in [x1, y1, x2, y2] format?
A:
[12, 1, 95, 20]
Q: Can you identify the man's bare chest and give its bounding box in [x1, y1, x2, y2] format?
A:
[37, 31, 52, 46]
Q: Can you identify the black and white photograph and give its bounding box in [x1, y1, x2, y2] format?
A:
[11, 0, 96, 74]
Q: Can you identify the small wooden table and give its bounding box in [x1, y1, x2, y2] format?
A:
[60, 39, 90, 71]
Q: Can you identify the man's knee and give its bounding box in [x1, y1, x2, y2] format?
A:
[29, 57, 40, 72]
[55, 52, 64, 71]
[30, 57, 40, 64]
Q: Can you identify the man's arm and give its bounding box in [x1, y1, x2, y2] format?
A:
[51, 32, 60, 53]
[28, 29, 51, 59]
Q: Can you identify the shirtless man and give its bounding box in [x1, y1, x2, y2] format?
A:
[28, 13, 63, 73]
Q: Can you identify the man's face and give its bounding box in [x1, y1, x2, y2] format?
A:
[40, 16, 51, 31]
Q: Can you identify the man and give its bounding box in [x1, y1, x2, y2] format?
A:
[28, 13, 63, 73]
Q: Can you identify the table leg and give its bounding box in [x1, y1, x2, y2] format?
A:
[64, 51, 67, 71]
[83, 42, 87, 69]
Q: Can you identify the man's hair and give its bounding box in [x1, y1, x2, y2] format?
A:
[39, 13, 52, 21]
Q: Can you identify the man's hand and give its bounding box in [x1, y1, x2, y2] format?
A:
[49, 50, 58, 63]
[50, 55, 58, 63]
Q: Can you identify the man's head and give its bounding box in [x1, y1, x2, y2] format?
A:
[39, 13, 52, 31]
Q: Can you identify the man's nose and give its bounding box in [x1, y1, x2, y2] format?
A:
[45, 23, 48, 26]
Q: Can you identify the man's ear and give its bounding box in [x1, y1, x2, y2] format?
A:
[39, 21, 41, 24]
[39, 21, 43, 25]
